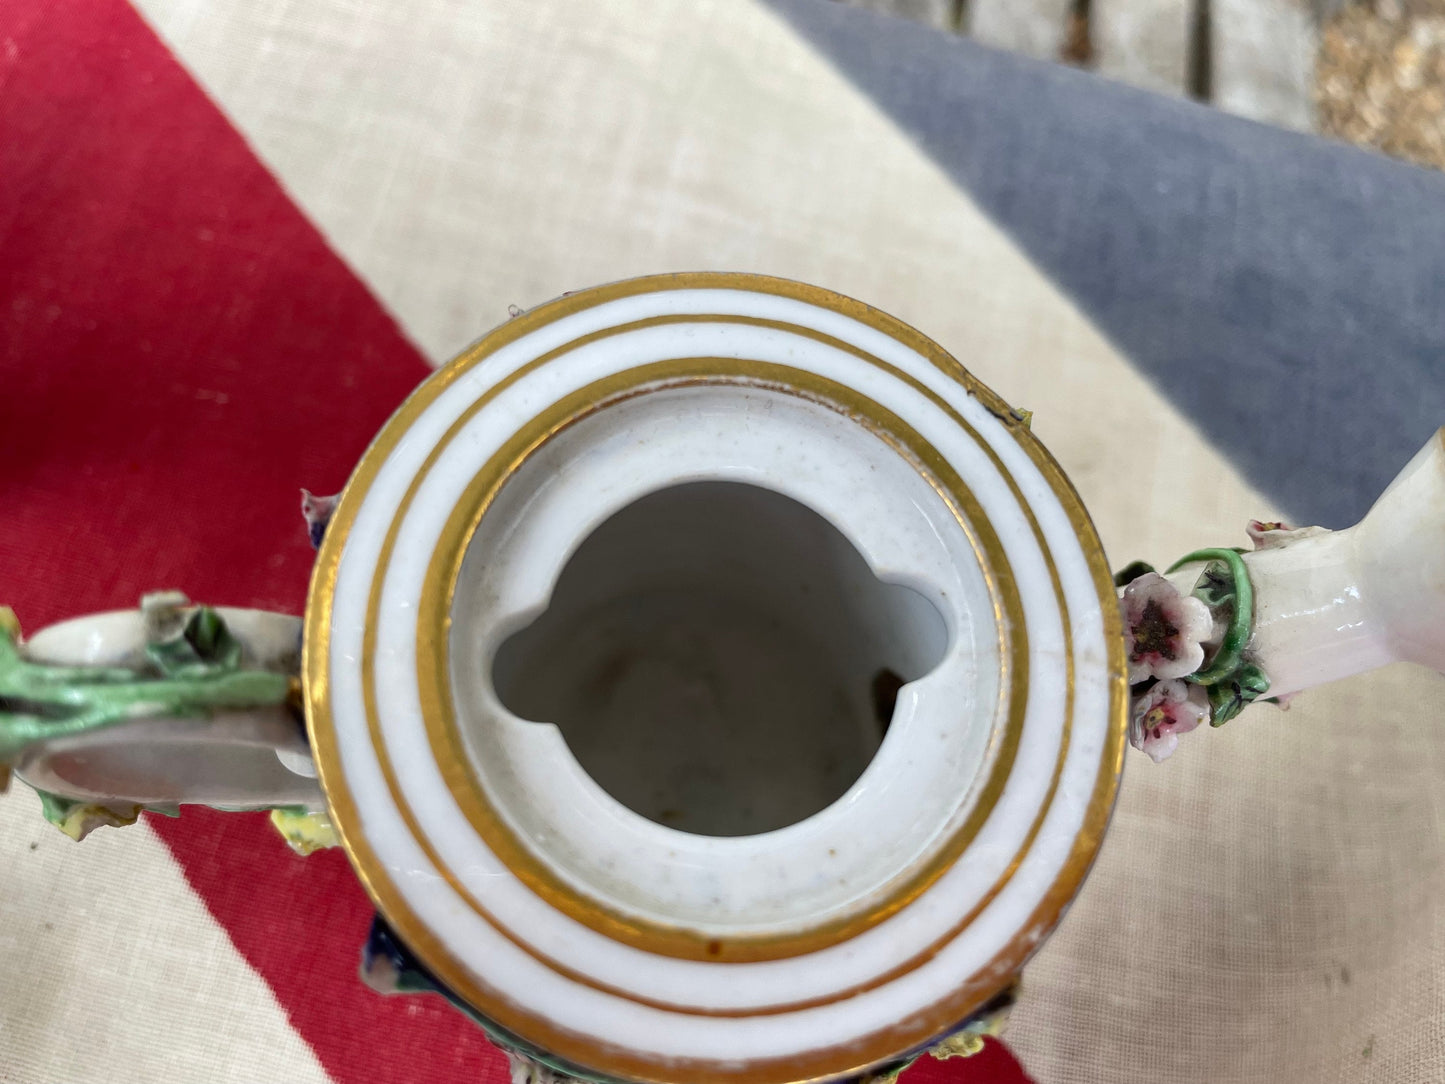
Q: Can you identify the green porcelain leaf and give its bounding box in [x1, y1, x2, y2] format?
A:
[1207, 662, 1272, 726]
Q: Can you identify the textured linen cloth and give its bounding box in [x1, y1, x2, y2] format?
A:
[3, 1, 1445, 1082]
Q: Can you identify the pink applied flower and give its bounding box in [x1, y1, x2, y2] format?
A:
[1129, 679, 1211, 763]
[1119, 571, 1212, 683]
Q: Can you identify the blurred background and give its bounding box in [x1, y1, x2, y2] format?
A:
[840, 0, 1445, 170]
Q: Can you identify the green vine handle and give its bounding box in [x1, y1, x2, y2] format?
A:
[0, 605, 292, 768]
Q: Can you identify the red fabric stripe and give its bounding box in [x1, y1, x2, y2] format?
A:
[0, 2, 1031, 1082]
[0, 4, 503, 1082]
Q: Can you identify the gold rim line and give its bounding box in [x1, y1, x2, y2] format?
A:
[357, 321, 1077, 1006]
[355, 315, 1076, 1001]
[367, 312, 1023, 959]
[355, 367, 1070, 1073]
[388, 309, 1079, 966]
[412, 357, 1024, 962]
[862, 281, 1129, 989]
[303, 273, 1126, 1084]
[363, 310, 1079, 998]
[361, 367, 1028, 1017]
[353, 313, 1016, 964]
[889, 301, 1129, 1008]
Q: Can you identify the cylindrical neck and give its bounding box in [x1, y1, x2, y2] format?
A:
[1165, 431, 1445, 703]
[1236, 528, 1393, 699]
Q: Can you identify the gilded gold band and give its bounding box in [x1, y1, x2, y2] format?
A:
[302, 273, 1125, 1084]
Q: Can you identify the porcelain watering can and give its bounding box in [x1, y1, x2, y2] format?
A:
[4, 274, 1442, 1084]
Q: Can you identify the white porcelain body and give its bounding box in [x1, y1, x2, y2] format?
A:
[22, 275, 1445, 1084]
[25, 276, 1445, 1082]
[17, 276, 1445, 1084]
[10, 276, 1133, 1083]
[302, 276, 1125, 1083]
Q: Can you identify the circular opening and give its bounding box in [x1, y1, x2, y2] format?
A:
[493, 482, 949, 837]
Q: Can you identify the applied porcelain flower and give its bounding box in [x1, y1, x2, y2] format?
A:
[1119, 571, 1213, 683]
[1129, 678, 1211, 763]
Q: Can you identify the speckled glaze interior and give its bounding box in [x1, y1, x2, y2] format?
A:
[490, 477, 951, 839]
[305, 275, 1125, 1084]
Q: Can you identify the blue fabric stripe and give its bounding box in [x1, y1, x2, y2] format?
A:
[767, 0, 1445, 526]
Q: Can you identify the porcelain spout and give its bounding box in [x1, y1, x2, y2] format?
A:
[1125, 429, 1445, 760]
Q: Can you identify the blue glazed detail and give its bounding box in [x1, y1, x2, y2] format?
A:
[360, 914, 635, 1084]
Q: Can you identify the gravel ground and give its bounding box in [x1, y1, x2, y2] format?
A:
[1317, 0, 1445, 169]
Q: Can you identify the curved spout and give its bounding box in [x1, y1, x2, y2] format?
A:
[1122, 429, 1445, 761]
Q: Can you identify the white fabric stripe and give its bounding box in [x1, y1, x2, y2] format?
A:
[0, 792, 334, 1084]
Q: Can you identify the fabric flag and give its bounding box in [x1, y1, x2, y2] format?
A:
[4, 0, 1445, 1082]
